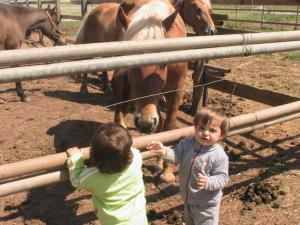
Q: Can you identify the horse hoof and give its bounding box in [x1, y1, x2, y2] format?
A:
[159, 172, 176, 183]
[80, 88, 89, 95]
[155, 159, 164, 171]
[21, 95, 31, 102]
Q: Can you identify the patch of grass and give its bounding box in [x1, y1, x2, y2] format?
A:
[214, 4, 297, 11]
[283, 52, 300, 61]
[214, 5, 299, 32]
[60, 21, 81, 37]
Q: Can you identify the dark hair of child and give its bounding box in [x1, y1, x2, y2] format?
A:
[90, 122, 133, 174]
[193, 107, 230, 138]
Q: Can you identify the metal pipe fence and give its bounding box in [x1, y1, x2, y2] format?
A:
[1, 31, 300, 67]
[1, 40, 300, 83]
[0, 101, 299, 197]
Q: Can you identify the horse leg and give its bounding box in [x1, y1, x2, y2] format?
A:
[38, 30, 45, 46]
[158, 64, 187, 183]
[112, 73, 128, 128]
[101, 71, 113, 96]
[163, 88, 184, 131]
[158, 89, 183, 183]
[202, 72, 208, 107]
[156, 88, 183, 183]
[15, 81, 30, 102]
[80, 73, 89, 94]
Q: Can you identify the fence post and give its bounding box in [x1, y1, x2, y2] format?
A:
[37, 0, 42, 9]
[191, 60, 205, 115]
[56, 0, 61, 22]
[235, 0, 238, 27]
[295, 5, 299, 30]
[261, 4, 265, 29]
[81, 0, 88, 18]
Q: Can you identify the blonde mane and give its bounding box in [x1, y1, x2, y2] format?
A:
[202, 0, 212, 10]
[122, 0, 174, 41]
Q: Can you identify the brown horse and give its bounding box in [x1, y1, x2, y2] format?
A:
[0, 4, 64, 102]
[76, 0, 216, 95]
[172, 0, 216, 35]
[77, 0, 187, 182]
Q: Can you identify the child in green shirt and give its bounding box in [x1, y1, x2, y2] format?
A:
[66, 122, 148, 225]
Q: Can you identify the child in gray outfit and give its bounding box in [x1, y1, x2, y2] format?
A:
[147, 107, 230, 225]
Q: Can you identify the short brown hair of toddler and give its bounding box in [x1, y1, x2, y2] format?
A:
[90, 122, 133, 174]
[193, 107, 230, 138]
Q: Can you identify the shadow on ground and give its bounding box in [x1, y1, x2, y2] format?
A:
[47, 120, 102, 152]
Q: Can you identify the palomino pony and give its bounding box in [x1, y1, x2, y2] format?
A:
[172, 0, 217, 35]
[77, 0, 188, 182]
[0, 4, 64, 102]
[76, 0, 216, 95]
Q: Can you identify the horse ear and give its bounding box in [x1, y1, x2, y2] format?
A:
[51, 6, 57, 14]
[163, 10, 178, 32]
[174, 0, 183, 11]
[117, 6, 129, 29]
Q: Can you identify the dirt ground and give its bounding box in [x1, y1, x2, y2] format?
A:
[0, 34, 299, 225]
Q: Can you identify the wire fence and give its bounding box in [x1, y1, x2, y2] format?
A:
[214, 4, 300, 31]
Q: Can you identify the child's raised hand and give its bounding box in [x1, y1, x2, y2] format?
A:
[66, 147, 81, 157]
[146, 141, 166, 157]
[198, 173, 207, 190]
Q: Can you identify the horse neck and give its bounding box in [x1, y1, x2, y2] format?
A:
[17, 9, 49, 33]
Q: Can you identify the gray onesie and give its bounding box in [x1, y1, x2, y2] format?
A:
[164, 136, 229, 225]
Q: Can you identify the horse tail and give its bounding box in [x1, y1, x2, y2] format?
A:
[75, 12, 90, 44]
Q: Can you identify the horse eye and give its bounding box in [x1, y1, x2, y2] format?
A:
[196, 7, 201, 13]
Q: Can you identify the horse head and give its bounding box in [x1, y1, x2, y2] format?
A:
[42, 6, 65, 45]
[116, 0, 179, 133]
[176, 0, 217, 35]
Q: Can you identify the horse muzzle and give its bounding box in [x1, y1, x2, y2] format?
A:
[134, 113, 160, 134]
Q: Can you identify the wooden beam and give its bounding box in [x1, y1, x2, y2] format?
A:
[61, 14, 82, 20]
[216, 27, 256, 34]
[211, 13, 228, 21]
[206, 75, 299, 106]
[205, 64, 231, 74]
[225, 19, 300, 27]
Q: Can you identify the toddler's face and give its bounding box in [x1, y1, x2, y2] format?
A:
[195, 118, 222, 146]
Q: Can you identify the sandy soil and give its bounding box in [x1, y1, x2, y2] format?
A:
[0, 34, 299, 225]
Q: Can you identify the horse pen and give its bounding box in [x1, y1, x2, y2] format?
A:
[0, 0, 300, 225]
